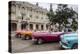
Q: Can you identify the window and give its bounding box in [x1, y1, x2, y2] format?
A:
[22, 7, 25, 10]
[36, 24, 39, 30]
[21, 22, 27, 30]
[30, 15, 32, 18]
[46, 24, 48, 30]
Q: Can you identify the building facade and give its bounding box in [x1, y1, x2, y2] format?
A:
[9, 1, 50, 32]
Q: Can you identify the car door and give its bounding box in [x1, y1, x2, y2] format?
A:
[44, 33, 54, 42]
[50, 33, 60, 41]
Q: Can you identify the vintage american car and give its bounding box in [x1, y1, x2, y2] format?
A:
[32, 32, 64, 44]
[60, 32, 78, 49]
[21, 31, 49, 40]
[21, 30, 33, 40]
[15, 30, 25, 38]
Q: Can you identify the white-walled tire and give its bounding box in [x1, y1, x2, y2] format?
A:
[15, 33, 21, 38]
[26, 36, 30, 40]
[37, 39, 43, 44]
[23, 35, 30, 40]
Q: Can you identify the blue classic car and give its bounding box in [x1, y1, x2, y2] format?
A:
[60, 32, 78, 49]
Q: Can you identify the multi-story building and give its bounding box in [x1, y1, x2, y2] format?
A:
[9, 1, 50, 32]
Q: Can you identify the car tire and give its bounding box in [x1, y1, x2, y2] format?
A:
[23, 35, 30, 40]
[15, 33, 21, 38]
[26, 36, 30, 40]
[37, 38, 43, 44]
[72, 43, 78, 49]
[18, 34, 21, 38]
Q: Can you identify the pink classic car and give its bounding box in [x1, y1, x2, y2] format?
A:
[15, 29, 25, 38]
[32, 32, 64, 44]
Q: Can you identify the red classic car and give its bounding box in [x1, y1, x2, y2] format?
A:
[32, 32, 64, 44]
[15, 29, 25, 38]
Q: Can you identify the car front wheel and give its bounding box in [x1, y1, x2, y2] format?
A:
[37, 38, 43, 44]
[15, 33, 21, 38]
[25, 36, 30, 40]
[23, 35, 30, 40]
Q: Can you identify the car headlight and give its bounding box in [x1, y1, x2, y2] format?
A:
[64, 39, 71, 44]
[62, 39, 69, 44]
[60, 35, 64, 39]
[64, 39, 68, 43]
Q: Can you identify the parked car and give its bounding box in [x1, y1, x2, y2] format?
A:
[21, 30, 33, 40]
[21, 31, 48, 40]
[32, 32, 64, 44]
[15, 30, 25, 38]
[60, 32, 78, 49]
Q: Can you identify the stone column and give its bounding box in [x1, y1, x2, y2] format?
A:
[43, 24, 46, 31]
[33, 24, 36, 31]
[39, 24, 41, 31]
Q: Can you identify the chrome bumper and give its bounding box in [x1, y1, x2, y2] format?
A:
[59, 41, 70, 49]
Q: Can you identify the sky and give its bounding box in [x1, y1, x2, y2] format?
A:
[29, 2, 78, 13]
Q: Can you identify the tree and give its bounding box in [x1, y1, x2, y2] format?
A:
[71, 18, 78, 31]
[47, 3, 56, 31]
[47, 3, 55, 25]
[47, 4, 78, 32]
[55, 4, 77, 31]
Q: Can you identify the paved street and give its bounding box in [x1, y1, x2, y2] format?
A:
[11, 36, 63, 53]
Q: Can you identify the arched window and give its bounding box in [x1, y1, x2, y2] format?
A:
[46, 24, 48, 30]
[21, 22, 28, 30]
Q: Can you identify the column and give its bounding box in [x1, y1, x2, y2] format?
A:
[43, 24, 46, 31]
[39, 24, 41, 31]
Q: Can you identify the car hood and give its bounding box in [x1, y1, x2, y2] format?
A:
[61, 32, 78, 41]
